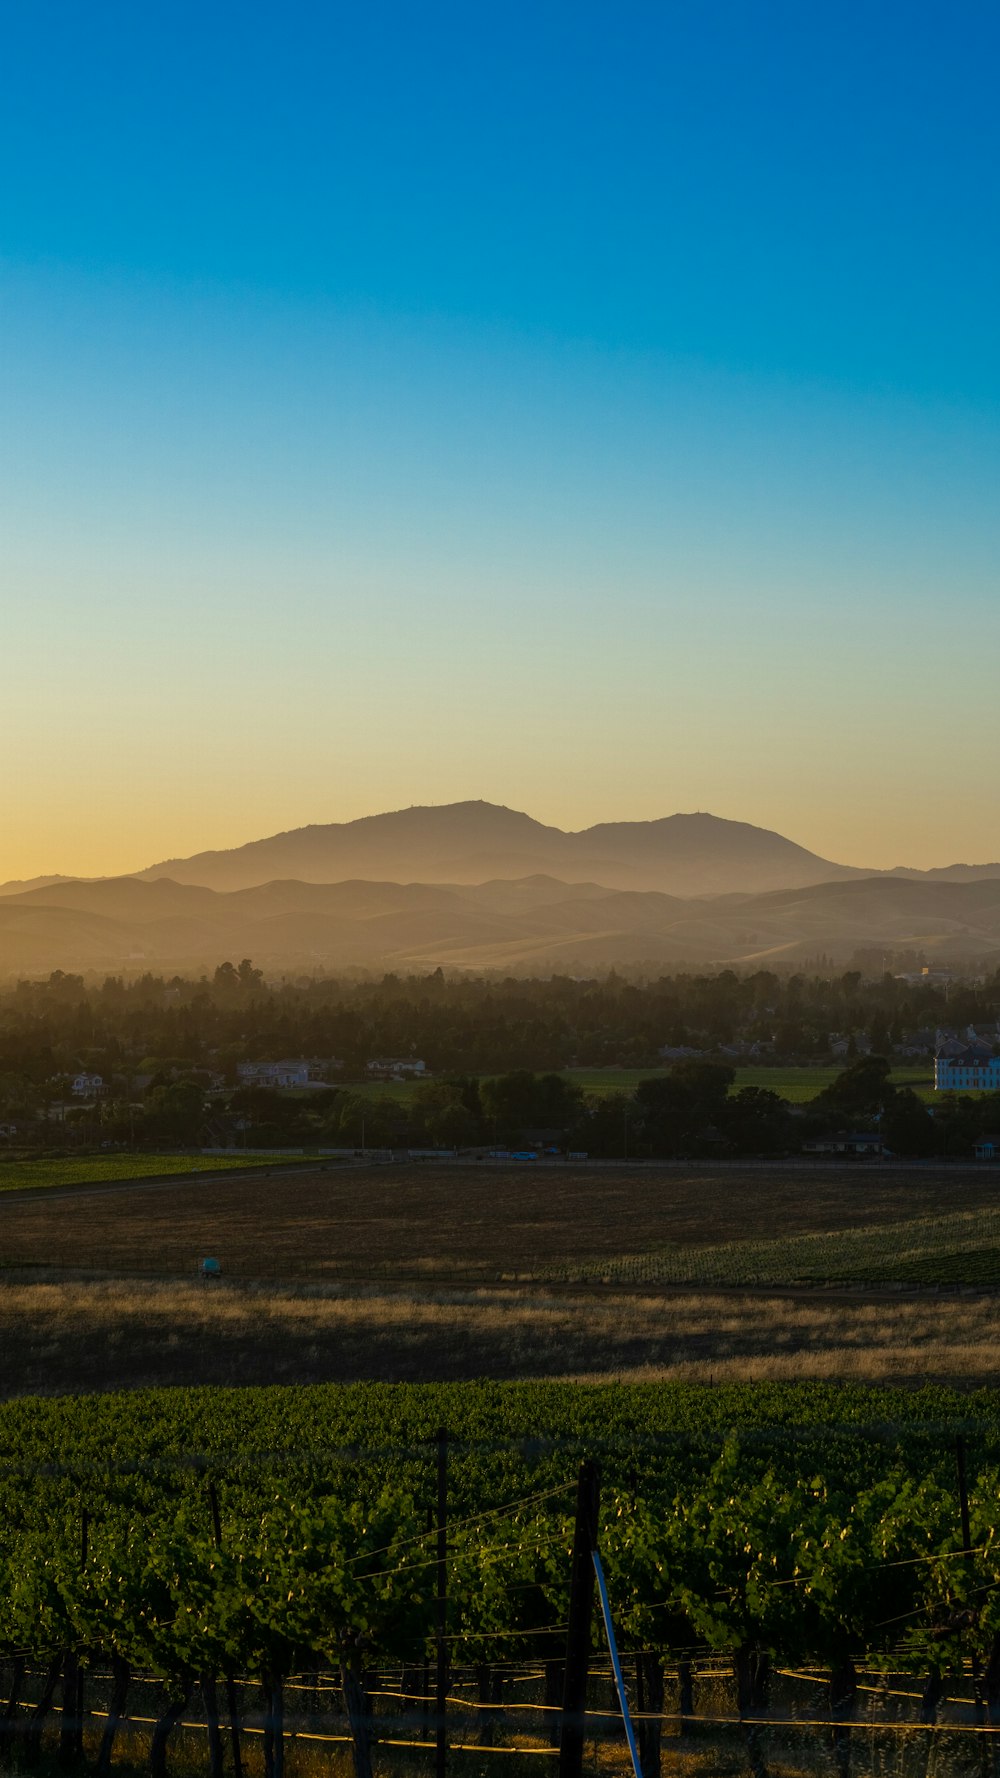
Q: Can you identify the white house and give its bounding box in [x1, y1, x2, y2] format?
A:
[935, 1045, 1000, 1092]
[366, 1058, 427, 1078]
[803, 1133, 884, 1156]
[237, 1060, 311, 1090]
[71, 1072, 104, 1097]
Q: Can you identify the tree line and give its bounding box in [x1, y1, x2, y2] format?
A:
[28, 1057, 1000, 1160]
[1, 961, 997, 1086]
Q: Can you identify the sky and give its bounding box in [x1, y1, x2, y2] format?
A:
[2, 0, 999, 880]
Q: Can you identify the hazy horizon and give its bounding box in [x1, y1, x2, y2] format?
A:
[3, 3, 998, 882]
[4, 795, 999, 888]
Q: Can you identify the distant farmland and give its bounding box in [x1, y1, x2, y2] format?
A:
[346, 1063, 937, 1105]
[1, 1160, 993, 1284]
[0, 1153, 275, 1195]
[3, 1160, 1000, 1396]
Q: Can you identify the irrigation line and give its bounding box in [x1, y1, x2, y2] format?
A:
[60, 1701, 1000, 1743]
[654, 1714, 1000, 1736]
[761, 1539, 998, 1590]
[79, 1709, 561, 1756]
[0, 1693, 971, 1734]
[342, 1481, 576, 1569]
[439, 1625, 570, 1642]
[777, 1667, 980, 1706]
[354, 1525, 570, 1586]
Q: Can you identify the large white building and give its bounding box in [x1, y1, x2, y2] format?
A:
[935, 1045, 1000, 1092]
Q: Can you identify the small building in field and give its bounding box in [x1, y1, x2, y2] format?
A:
[974, 1135, 1000, 1161]
[803, 1133, 884, 1157]
[366, 1058, 427, 1078]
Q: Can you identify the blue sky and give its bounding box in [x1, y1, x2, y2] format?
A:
[2, 0, 998, 876]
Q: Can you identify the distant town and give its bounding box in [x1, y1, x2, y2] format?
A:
[1, 960, 997, 1162]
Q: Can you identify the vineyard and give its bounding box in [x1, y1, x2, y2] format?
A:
[556, 1205, 1000, 1290]
[6, 1382, 1000, 1777]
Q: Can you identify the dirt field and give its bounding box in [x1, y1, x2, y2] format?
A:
[4, 1272, 1000, 1396]
[0, 1159, 993, 1282]
[5, 1159, 997, 1398]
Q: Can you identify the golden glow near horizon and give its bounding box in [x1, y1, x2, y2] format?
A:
[3, 755, 995, 885]
[5, 556, 996, 881]
[4, 278, 998, 886]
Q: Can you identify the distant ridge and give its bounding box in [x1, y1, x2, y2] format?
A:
[0, 874, 82, 897]
[130, 800, 1000, 898]
[135, 800, 863, 897]
[0, 869, 999, 975]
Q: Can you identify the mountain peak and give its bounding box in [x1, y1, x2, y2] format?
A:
[135, 800, 855, 897]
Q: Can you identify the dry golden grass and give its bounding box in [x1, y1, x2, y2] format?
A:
[4, 1271, 999, 1395]
[52, 1664, 974, 1778]
[5, 1158, 998, 1400]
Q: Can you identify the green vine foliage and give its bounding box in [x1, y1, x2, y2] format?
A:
[4, 1382, 1000, 1683]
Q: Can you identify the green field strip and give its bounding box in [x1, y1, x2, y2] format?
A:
[0, 1153, 275, 1194]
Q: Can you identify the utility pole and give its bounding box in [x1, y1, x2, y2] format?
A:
[76, 1509, 89, 1758]
[559, 1460, 601, 1778]
[436, 1427, 448, 1778]
[956, 1437, 987, 1732]
[209, 1482, 244, 1778]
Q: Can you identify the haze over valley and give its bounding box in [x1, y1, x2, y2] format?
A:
[1, 802, 998, 975]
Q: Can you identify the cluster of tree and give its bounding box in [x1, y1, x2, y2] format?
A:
[808, 1055, 998, 1157]
[579, 1057, 1000, 1160]
[5, 1050, 998, 1160]
[1, 961, 998, 1089]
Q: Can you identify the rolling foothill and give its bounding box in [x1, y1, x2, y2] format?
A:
[4, 802, 1000, 975]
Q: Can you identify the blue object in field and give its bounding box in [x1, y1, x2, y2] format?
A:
[201, 1257, 222, 1279]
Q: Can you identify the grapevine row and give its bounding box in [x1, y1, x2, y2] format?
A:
[3, 1382, 1000, 1777]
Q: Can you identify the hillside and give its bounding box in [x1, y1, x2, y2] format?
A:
[1, 870, 999, 975]
[135, 801, 860, 896]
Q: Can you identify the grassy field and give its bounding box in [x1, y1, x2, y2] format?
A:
[0, 1152, 273, 1194]
[566, 1064, 935, 1101]
[732, 1063, 935, 1100]
[345, 1064, 938, 1104]
[3, 1272, 999, 1395]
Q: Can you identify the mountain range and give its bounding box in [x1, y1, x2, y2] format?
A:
[115, 800, 998, 897]
[129, 803, 859, 897]
[0, 802, 998, 975]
